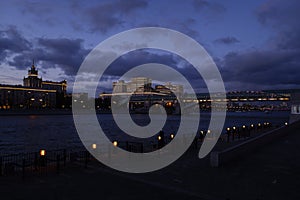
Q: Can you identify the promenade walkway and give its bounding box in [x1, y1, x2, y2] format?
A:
[1, 121, 300, 200]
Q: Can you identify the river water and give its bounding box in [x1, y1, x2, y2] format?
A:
[0, 111, 290, 154]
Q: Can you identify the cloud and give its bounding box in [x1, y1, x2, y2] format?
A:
[20, 1, 54, 15]
[17, 0, 59, 26]
[8, 36, 90, 76]
[256, 0, 300, 50]
[214, 36, 240, 45]
[220, 49, 300, 90]
[97, 49, 207, 92]
[193, 0, 226, 14]
[72, 0, 148, 33]
[0, 26, 32, 63]
[217, 0, 300, 90]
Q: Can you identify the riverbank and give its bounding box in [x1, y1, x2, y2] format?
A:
[0, 109, 290, 116]
[0, 109, 115, 116]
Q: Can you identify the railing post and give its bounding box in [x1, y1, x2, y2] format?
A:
[226, 128, 231, 143]
[63, 149, 66, 167]
[193, 137, 198, 149]
[126, 141, 129, 151]
[140, 143, 144, 153]
[56, 155, 60, 174]
[0, 157, 2, 176]
[84, 151, 88, 169]
[22, 158, 25, 180]
[227, 132, 230, 142]
[34, 152, 38, 170]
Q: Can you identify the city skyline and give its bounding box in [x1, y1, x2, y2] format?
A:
[0, 0, 300, 93]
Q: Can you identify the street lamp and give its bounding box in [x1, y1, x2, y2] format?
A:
[40, 149, 46, 156]
[113, 141, 118, 147]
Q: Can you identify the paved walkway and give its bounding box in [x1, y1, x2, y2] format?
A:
[1, 122, 300, 200]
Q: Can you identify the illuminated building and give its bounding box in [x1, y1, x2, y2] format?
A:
[290, 93, 300, 123]
[126, 77, 152, 93]
[112, 80, 127, 93]
[155, 82, 184, 97]
[0, 61, 67, 109]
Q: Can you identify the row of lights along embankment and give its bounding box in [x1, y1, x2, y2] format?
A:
[87, 121, 289, 150]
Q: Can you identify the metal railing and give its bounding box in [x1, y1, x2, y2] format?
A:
[0, 121, 288, 178]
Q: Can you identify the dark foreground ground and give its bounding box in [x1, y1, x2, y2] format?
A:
[1, 122, 300, 200]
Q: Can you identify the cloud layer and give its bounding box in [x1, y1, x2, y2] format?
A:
[0, 0, 299, 92]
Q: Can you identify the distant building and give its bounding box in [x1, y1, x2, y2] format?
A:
[112, 80, 127, 93]
[23, 62, 67, 94]
[290, 93, 300, 123]
[0, 61, 67, 109]
[113, 77, 152, 93]
[159, 82, 183, 97]
[127, 77, 152, 93]
[111, 78, 184, 98]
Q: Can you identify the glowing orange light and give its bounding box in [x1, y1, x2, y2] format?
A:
[40, 149, 46, 156]
[113, 141, 118, 147]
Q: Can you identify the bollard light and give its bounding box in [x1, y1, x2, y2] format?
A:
[113, 141, 118, 147]
[233, 126, 236, 130]
[251, 124, 254, 128]
[158, 136, 162, 141]
[92, 144, 97, 149]
[242, 125, 246, 129]
[40, 149, 46, 157]
[285, 122, 288, 126]
[170, 134, 174, 139]
[227, 127, 230, 131]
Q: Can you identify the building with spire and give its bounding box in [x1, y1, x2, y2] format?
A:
[0, 61, 67, 109]
[23, 60, 42, 88]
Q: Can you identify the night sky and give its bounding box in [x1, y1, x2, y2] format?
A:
[0, 0, 299, 93]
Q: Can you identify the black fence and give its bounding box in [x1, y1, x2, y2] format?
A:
[0, 121, 288, 178]
[0, 149, 92, 179]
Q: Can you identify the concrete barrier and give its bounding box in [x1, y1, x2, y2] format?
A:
[210, 120, 300, 167]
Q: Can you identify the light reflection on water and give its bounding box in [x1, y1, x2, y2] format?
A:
[0, 111, 290, 154]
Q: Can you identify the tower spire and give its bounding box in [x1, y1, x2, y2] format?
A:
[32, 59, 35, 69]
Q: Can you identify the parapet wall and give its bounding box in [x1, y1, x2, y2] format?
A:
[210, 120, 300, 167]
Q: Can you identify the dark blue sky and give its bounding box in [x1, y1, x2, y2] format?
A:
[0, 0, 300, 93]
